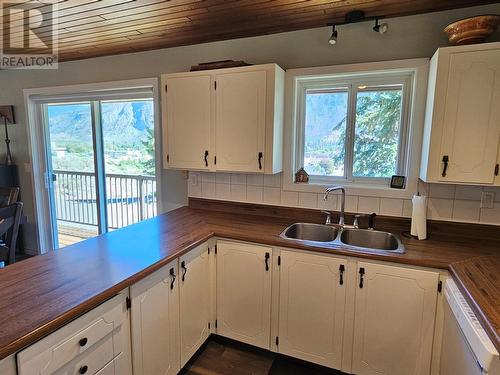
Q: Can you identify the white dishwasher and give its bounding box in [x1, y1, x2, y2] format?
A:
[440, 279, 499, 375]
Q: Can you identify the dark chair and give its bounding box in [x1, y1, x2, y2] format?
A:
[0, 187, 20, 207]
[0, 202, 23, 266]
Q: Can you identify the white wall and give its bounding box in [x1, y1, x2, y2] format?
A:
[1, 4, 500, 252]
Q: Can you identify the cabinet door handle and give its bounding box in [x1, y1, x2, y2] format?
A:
[339, 265, 345, 285]
[79, 366, 88, 374]
[359, 267, 365, 288]
[258, 152, 263, 170]
[181, 261, 187, 282]
[441, 155, 449, 177]
[265, 252, 270, 271]
[204, 150, 209, 167]
[79, 337, 88, 347]
[169, 267, 176, 290]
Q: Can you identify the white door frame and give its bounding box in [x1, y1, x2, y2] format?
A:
[24, 78, 163, 253]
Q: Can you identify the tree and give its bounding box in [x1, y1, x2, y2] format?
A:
[352, 91, 401, 177]
[141, 128, 156, 176]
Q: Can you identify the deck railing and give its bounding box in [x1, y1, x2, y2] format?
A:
[53, 170, 157, 229]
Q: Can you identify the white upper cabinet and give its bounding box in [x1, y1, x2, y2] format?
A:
[179, 243, 211, 367]
[351, 262, 439, 375]
[161, 64, 284, 174]
[130, 260, 180, 375]
[162, 74, 213, 170]
[215, 71, 267, 172]
[278, 250, 347, 370]
[216, 240, 272, 349]
[420, 42, 500, 185]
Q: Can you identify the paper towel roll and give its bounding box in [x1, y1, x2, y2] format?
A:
[411, 195, 427, 240]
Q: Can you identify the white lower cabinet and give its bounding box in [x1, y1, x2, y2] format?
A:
[277, 250, 347, 369]
[179, 243, 211, 367]
[351, 262, 439, 375]
[130, 259, 180, 375]
[216, 241, 272, 349]
[20, 240, 441, 375]
[17, 292, 131, 375]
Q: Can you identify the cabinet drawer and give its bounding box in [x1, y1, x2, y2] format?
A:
[95, 353, 125, 375]
[17, 293, 129, 375]
[52, 333, 113, 375]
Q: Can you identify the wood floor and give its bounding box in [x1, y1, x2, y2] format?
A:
[182, 336, 346, 375]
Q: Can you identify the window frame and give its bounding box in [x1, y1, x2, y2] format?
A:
[296, 72, 413, 185]
[283, 59, 430, 199]
[24, 78, 162, 254]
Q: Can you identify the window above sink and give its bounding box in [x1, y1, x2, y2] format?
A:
[283, 59, 430, 199]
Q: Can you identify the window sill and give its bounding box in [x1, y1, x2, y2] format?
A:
[282, 180, 417, 199]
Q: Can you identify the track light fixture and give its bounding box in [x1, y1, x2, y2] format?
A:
[373, 18, 389, 34]
[328, 25, 338, 45]
[327, 11, 390, 45]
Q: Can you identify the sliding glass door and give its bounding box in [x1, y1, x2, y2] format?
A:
[44, 98, 156, 249]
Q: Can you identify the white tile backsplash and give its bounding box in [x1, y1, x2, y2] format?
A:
[189, 172, 499, 226]
[298, 192, 318, 209]
[281, 190, 298, 206]
[427, 198, 454, 220]
[429, 184, 456, 199]
[317, 193, 338, 211]
[201, 181, 216, 199]
[264, 173, 282, 188]
[231, 173, 247, 185]
[454, 185, 483, 201]
[247, 185, 263, 203]
[215, 183, 231, 200]
[247, 174, 264, 186]
[452, 200, 480, 223]
[402, 199, 413, 217]
[216, 172, 231, 184]
[231, 184, 247, 201]
[263, 187, 281, 205]
[380, 198, 404, 217]
[344, 195, 359, 213]
[480, 202, 500, 225]
[358, 197, 381, 214]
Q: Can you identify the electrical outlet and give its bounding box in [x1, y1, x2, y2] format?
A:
[480, 191, 495, 209]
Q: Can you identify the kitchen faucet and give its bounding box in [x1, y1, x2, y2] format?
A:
[323, 186, 345, 227]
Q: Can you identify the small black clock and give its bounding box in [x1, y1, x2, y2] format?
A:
[390, 175, 406, 189]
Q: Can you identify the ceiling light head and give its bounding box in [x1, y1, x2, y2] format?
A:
[328, 25, 338, 45]
[373, 18, 389, 34]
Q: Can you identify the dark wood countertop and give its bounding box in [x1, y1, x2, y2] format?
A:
[0, 200, 498, 360]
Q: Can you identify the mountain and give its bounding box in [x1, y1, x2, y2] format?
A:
[47, 100, 154, 148]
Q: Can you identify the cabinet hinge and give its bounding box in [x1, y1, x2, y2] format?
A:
[215, 320, 218, 329]
[126, 297, 131, 310]
[214, 81, 217, 90]
[495, 164, 499, 176]
[437, 280, 442, 293]
[277, 255, 281, 266]
[275, 336, 279, 346]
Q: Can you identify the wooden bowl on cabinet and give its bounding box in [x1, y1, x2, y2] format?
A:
[444, 15, 500, 45]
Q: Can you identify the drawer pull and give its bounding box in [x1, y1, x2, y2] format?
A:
[79, 365, 88, 374]
[79, 338, 88, 347]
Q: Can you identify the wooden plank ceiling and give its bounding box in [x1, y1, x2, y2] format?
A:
[6, 0, 499, 61]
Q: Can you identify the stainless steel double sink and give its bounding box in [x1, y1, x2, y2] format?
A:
[280, 222, 405, 253]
